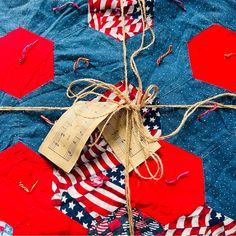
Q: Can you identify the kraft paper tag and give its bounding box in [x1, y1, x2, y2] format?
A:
[99, 109, 161, 172]
[39, 101, 119, 173]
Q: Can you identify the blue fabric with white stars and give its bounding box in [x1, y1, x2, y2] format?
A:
[105, 164, 125, 188]
[0, 0, 235, 220]
[141, 97, 161, 131]
[133, 0, 154, 20]
[60, 192, 96, 229]
[209, 208, 225, 227]
[59, 165, 125, 227]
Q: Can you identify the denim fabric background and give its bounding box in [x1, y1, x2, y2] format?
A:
[0, 0, 235, 219]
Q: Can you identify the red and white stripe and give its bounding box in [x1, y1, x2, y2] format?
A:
[159, 205, 236, 236]
[88, 0, 154, 41]
[51, 81, 161, 220]
[0, 221, 6, 232]
[96, 221, 109, 234]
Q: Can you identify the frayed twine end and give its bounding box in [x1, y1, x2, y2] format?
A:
[197, 103, 219, 121]
[172, 0, 186, 11]
[19, 39, 39, 64]
[73, 57, 90, 72]
[224, 53, 236, 59]
[53, 2, 80, 11]
[157, 45, 173, 66]
[40, 115, 55, 126]
[165, 171, 190, 185]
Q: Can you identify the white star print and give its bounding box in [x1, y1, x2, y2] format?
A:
[83, 223, 88, 228]
[153, 125, 159, 129]
[145, 125, 150, 130]
[76, 211, 84, 219]
[216, 212, 222, 219]
[111, 176, 117, 182]
[62, 195, 67, 203]
[119, 178, 125, 186]
[150, 117, 155, 122]
[62, 209, 67, 214]
[5, 227, 11, 233]
[111, 167, 118, 172]
[142, 108, 148, 112]
[91, 220, 97, 226]
[120, 170, 125, 176]
[69, 201, 75, 210]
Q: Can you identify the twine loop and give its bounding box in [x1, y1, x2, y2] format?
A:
[67, 78, 163, 235]
[65, 0, 236, 233]
[66, 78, 160, 143]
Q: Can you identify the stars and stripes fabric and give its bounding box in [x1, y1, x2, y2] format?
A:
[89, 206, 163, 235]
[0, 221, 13, 236]
[69, 164, 126, 220]
[51, 81, 162, 228]
[88, 0, 154, 41]
[95, 81, 162, 137]
[52, 145, 126, 224]
[158, 205, 236, 236]
[60, 192, 97, 229]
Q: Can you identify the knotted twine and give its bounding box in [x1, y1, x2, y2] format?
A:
[64, 0, 236, 234]
[0, 0, 235, 234]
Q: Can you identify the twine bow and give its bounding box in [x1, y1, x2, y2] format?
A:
[64, 0, 235, 234]
[67, 78, 163, 180]
[65, 1, 161, 233]
[66, 82, 163, 235]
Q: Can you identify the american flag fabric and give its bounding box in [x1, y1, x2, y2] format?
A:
[51, 81, 161, 228]
[89, 206, 163, 235]
[88, 0, 154, 41]
[52, 144, 126, 225]
[0, 221, 13, 236]
[158, 205, 236, 236]
[60, 192, 97, 229]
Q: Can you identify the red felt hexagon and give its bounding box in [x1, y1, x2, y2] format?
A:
[0, 142, 88, 235]
[188, 24, 236, 92]
[130, 140, 205, 225]
[0, 27, 54, 98]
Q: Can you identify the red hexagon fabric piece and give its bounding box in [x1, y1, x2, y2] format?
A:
[0, 142, 87, 235]
[88, 0, 154, 41]
[0, 27, 54, 98]
[188, 24, 236, 92]
[130, 140, 205, 225]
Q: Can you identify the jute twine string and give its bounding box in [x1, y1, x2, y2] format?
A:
[64, 0, 235, 233]
[0, 0, 235, 234]
[0, 103, 235, 111]
[66, 0, 236, 233]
